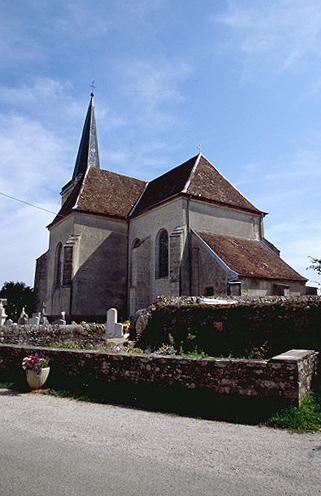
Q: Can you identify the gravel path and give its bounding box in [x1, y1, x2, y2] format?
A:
[1, 388, 320, 496]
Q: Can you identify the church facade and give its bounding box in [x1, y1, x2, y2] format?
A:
[33, 95, 307, 321]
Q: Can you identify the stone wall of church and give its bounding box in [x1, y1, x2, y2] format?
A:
[129, 198, 188, 315]
[46, 215, 75, 316]
[189, 198, 262, 239]
[72, 213, 128, 317]
[33, 251, 48, 313]
[240, 277, 305, 297]
[191, 236, 230, 295]
[46, 212, 128, 319]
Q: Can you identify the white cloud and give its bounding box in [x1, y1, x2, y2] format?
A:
[0, 6, 42, 65]
[216, 0, 321, 81]
[0, 78, 71, 108]
[0, 113, 70, 199]
[266, 219, 321, 287]
[120, 58, 192, 109]
[0, 202, 55, 288]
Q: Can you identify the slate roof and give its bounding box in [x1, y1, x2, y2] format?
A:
[196, 232, 307, 282]
[132, 154, 263, 216]
[72, 94, 100, 179]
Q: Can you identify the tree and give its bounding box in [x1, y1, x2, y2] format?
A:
[0, 281, 34, 322]
[308, 257, 321, 275]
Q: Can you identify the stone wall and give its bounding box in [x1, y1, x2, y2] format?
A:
[129, 197, 187, 314]
[0, 344, 317, 406]
[0, 324, 106, 349]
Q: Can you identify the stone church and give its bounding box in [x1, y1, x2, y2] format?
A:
[33, 94, 307, 321]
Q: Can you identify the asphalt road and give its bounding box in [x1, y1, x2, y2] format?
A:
[0, 388, 321, 496]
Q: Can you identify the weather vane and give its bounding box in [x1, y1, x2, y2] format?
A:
[90, 79, 96, 95]
[197, 144, 203, 153]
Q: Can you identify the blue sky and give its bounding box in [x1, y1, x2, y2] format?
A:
[1, 0, 321, 289]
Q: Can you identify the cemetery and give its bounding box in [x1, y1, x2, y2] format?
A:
[0, 295, 320, 422]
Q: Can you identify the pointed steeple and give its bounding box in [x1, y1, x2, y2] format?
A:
[72, 93, 100, 180]
[51, 93, 101, 224]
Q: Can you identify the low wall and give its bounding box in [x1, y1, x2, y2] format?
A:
[0, 345, 318, 406]
[0, 324, 106, 349]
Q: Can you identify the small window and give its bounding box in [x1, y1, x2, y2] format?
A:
[205, 286, 214, 296]
[157, 229, 169, 278]
[55, 243, 63, 286]
[227, 282, 241, 296]
[273, 284, 290, 296]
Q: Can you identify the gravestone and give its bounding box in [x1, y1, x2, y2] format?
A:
[0, 299, 7, 325]
[105, 308, 124, 338]
[18, 307, 29, 325]
[29, 313, 41, 326]
[39, 302, 49, 325]
[52, 318, 66, 325]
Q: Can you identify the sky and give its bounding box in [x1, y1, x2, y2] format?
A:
[1, 0, 321, 289]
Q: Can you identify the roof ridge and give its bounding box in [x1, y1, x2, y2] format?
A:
[128, 180, 149, 217]
[182, 153, 201, 193]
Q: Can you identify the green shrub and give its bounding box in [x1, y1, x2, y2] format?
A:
[263, 391, 321, 433]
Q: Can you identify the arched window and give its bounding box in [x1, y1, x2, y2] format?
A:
[157, 229, 168, 278]
[55, 243, 63, 286]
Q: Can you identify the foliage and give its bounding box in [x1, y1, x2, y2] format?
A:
[155, 343, 177, 355]
[308, 257, 321, 277]
[263, 391, 321, 433]
[22, 353, 49, 374]
[122, 320, 131, 332]
[0, 281, 33, 322]
[136, 298, 321, 358]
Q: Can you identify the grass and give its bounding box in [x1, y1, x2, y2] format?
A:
[262, 391, 321, 433]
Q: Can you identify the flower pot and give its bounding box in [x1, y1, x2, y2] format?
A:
[26, 367, 50, 390]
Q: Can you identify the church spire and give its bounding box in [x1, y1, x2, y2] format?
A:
[72, 92, 100, 180]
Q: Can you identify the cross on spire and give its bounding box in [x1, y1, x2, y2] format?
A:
[197, 144, 203, 154]
[90, 79, 96, 96]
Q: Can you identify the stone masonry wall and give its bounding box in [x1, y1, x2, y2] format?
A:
[0, 344, 317, 406]
[0, 324, 106, 349]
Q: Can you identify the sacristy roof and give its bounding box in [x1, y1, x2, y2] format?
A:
[196, 232, 307, 282]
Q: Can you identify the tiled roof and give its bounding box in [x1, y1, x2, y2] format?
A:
[50, 168, 146, 226]
[76, 168, 146, 218]
[51, 153, 263, 226]
[196, 232, 307, 282]
[132, 154, 263, 216]
[186, 155, 261, 213]
[132, 156, 196, 215]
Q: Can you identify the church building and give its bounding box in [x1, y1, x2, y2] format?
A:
[33, 94, 307, 321]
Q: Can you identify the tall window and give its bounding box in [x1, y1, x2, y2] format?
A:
[157, 229, 168, 278]
[55, 243, 63, 286]
[130, 238, 140, 286]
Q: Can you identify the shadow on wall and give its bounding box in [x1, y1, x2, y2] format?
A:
[52, 231, 128, 320]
